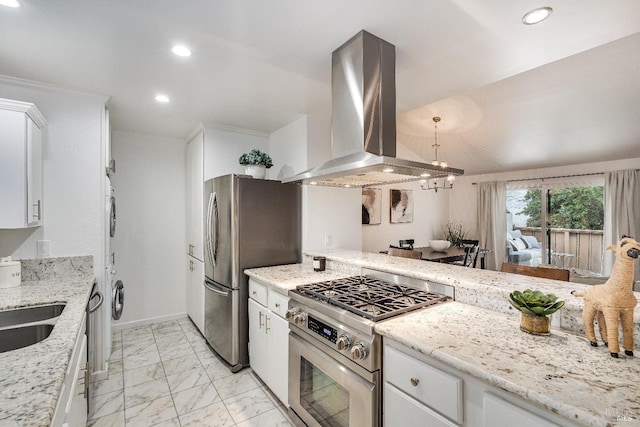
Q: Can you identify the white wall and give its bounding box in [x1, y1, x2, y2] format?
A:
[362, 180, 449, 253]
[0, 77, 106, 268]
[202, 125, 269, 180]
[449, 157, 640, 240]
[269, 114, 361, 251]
[110, 131, 187, 325]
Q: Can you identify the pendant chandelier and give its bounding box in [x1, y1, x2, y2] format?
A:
[420, 116, 456, 192]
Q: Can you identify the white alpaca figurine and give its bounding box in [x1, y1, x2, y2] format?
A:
[572, 236, 639, 358]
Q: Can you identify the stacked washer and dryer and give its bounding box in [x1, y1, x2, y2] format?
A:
[106, 174, 124, 323]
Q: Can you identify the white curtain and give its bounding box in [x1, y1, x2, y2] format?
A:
[477, 181, 506, 271]
[603, 169, 640, 282]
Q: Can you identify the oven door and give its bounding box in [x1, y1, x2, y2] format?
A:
[289, 331, 379, 427]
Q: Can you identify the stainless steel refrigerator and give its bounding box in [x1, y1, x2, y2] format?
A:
[203, 174, 301, 372]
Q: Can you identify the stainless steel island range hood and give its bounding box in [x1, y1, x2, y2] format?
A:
[283, 30, 463, 187]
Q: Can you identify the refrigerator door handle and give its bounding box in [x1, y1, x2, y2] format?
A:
[204, 279, 230, 297]
[212, 192, 219, 265]
[205, 192, 216, 267]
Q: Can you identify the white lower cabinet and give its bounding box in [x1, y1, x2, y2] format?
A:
[52, 315, 88, 427]
[248, 279, 289, 405]
[187, 256, 205, 334]
[383, 341, 573, 427]
[483, 392, 557, 427]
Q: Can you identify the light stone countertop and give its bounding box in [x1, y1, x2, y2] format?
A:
[244, 262, 358, 294]
[246, 250, 640, 426]
[0, 256, 94, 426]
[375, 302, 640, 427]
[303, 249, 640, 346]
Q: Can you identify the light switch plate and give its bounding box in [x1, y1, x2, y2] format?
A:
[37, 240, 51, 258]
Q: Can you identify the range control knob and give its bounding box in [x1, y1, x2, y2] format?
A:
[350, 343, 367, 361]
[285, 307, 298, 321]
[293, 312, 307, 326]
[336, 335, 351, 351]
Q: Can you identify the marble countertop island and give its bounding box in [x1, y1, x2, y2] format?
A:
[303, 249, 640, 346]
[249, 251, 639, 426]
[0, 256, 94, 426]
[375, 302, 640, 426]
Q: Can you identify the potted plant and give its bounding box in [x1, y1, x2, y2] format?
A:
[239, 149, 273, 179]
[508, 289, 565, 335]
[442, 221, 466, 247]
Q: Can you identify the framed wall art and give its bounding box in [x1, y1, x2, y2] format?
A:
[362, 188, 381, 225]
[390, 189, 413, 223]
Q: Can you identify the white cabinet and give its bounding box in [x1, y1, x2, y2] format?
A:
[484, 393, 557, 427]
[383, 341, 570, 427]
[187, 256, 205, 334]
[385, 344, 462, 424]
[0, 98, 47, 228]
[186, 132, 205, 334]
[248, 279, 289, 405]
[52, 315, 88, 427]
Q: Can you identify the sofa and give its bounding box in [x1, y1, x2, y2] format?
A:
[507, 229, 542, 266]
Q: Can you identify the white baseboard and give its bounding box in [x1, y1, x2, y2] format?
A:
[112, 312, 189, 332]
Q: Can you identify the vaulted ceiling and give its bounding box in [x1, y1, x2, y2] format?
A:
[1, 1, 638, 175]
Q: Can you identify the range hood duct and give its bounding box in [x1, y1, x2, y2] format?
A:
[284, 30, 463, 187]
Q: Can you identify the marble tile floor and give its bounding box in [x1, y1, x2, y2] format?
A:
[88, 318, 294, 427]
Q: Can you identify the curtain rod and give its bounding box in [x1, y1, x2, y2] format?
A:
[471, 170, 639, 185]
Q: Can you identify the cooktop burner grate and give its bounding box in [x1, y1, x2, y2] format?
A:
[295, 275, 449, 321]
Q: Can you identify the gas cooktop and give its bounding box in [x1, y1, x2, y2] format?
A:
[294, 275, 450, 322]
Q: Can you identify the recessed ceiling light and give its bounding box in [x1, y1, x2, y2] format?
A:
[382, 168, 394, 173]
[0, 0, 21, 7]
[155, 94, 170, 103]
[522, 7, 553, 25]
[172, 45, 192, 57]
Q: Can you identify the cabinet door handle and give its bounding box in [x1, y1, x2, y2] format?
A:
[259, 311, 264, 329]
[410, 377, 420, 387]
[265, 315, 270, 333]
[83, 362, 89, 398]
[252, 290, 257, 295]
[33, 200, 41, 221]
[190, 260, 194, 272]
[275, 303, 280, 308]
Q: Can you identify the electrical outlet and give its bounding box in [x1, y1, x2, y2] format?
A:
[324, 233, 333, 247]
[37, 240, 51, 258]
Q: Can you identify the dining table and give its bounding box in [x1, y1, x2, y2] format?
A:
[415, 246, 490, 269]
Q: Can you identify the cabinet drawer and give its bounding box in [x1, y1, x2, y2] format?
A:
[484, 393, 558, 427]
[249, 279, 268, 306]
[268, 290, 289, 319]
[385, 383, 458, 427]
[385, 345, 462, 424]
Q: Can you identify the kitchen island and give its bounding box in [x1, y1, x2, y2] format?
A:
[248, 250, 639, 426]
[0, 256, 94, 426]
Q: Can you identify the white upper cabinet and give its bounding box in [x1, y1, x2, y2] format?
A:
[0, 98, 47, 228]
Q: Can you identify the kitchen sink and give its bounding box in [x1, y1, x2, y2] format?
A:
[0, 303, 65, 328]
[0, 324, 56, 353]
[0, 303, 65, 353]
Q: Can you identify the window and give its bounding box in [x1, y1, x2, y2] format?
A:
[506, 176, 604, 274]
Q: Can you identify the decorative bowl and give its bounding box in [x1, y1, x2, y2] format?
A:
[429, 240, 451, 252]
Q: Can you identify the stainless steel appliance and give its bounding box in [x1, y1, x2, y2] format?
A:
[283, 30, 463, 188]
[204, 174, 301, 372]
[287, 269, 453, 427]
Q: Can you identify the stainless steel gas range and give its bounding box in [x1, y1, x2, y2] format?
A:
[286, 269, 454, 427]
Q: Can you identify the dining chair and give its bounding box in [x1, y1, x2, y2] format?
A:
[388, 246, 423, 260]
[500, 263, 570, 281]
[453, 239, 480, 268]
